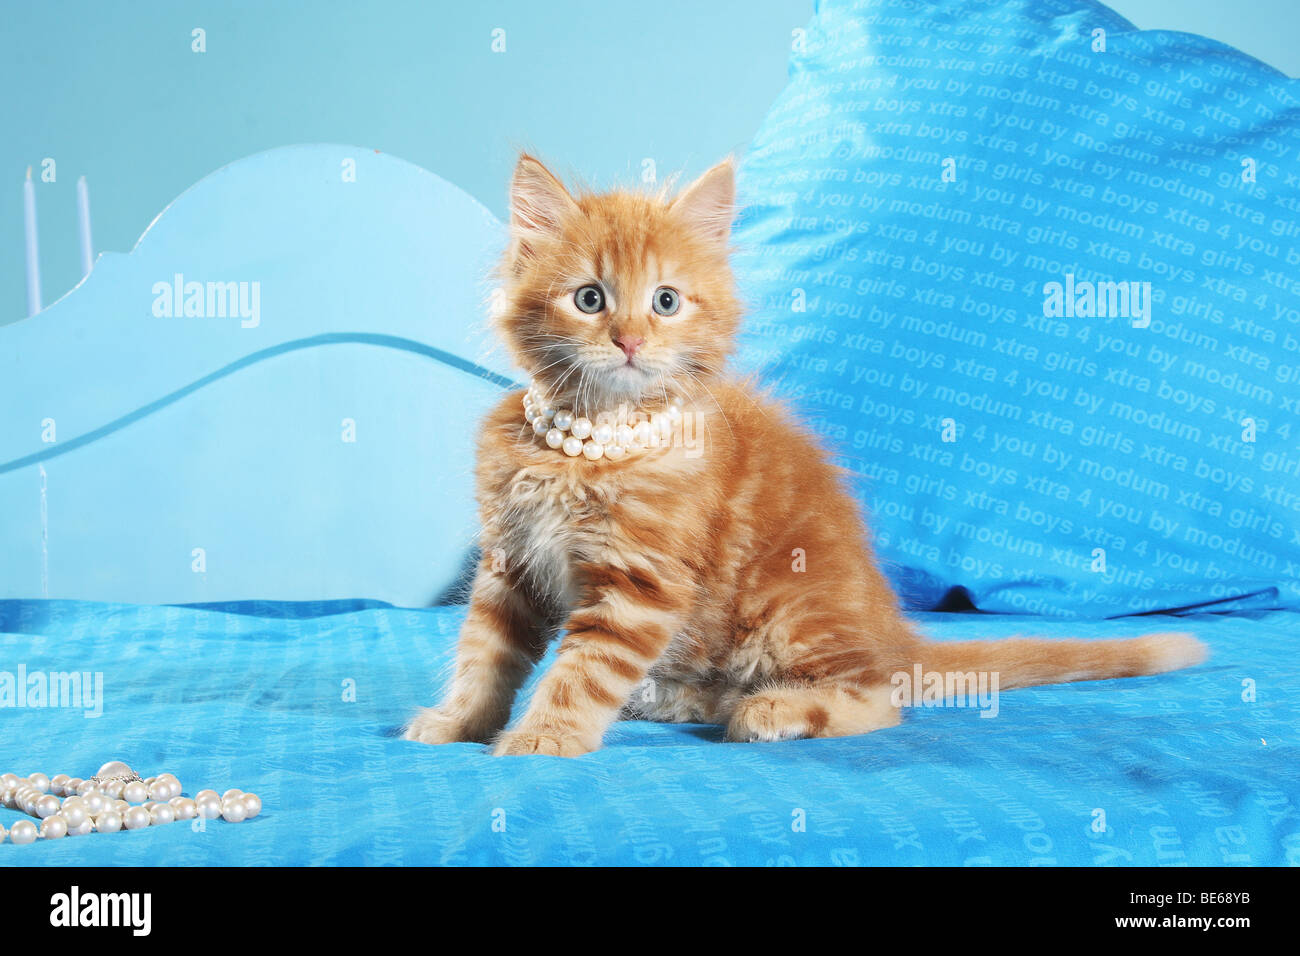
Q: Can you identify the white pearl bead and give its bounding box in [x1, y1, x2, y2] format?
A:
[94, 811, 123, 833]
[195, 789, 219, 803]
[0, 773, 19, 790]
[0, 788, 14, 809]
[545, 427, 564, 449]
[103, 780, 124, 799]
[570, 417, 592, 440]
[170, 797, 198, 820]
[540, 405, 557, 420]
[64, 777, 83, 794]
[9, 820, 37, 844]
[50, 773, 70, 796]
[40, 816, 67, 839]
[561, 435, 583, 457]
[631, 421, 651, 446]
[196, 795, 222, 819]
[0, 823, 6, 842]
[122, 781, 148, 804]
[615, 422, 635, 444]
[652, 412, 671, 437]
[123, 806, 151, 830]
[150, 804, 176, 825]
[221, 789, 244, 802]
[221, 799, 247, 823]
[241, 793, 262, 818]
[531, 417, 549, 436]
[96, 760, 132, 780]
[605, 444, 627, 461]
[35, 794, 60, 818]
[552, 410, 573, 431]
[69, 819, 93, 836]
[113, 799, 130, 814]
[27, 772, 49, 793]
[582, 441, 604, 461]
[148, 780, 174, 801]
[83, 791, 108, 816]
[60, 802, 88, 830]
[591, 423, 614, 445]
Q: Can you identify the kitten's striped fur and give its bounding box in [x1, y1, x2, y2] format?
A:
[405, 155, 1206, 756]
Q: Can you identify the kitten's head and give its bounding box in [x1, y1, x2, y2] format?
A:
[495, 154, 739, 413]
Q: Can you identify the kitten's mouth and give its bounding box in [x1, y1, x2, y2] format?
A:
[594, 360, 656, 404]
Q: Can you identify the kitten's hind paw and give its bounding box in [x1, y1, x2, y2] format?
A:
[726, 691, 815, 742]
[726, 683, 900, 742]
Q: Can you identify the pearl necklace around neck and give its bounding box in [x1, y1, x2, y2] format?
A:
[523, 384, 685, 461]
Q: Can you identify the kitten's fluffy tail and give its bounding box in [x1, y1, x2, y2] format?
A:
[910, 632, 1207, 691]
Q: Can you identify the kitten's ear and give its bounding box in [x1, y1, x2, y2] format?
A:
[509, 155, 578, 249]
[672, 158, 735, 246]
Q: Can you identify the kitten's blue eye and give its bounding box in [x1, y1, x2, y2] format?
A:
[653, 287, 680, 316]
[575, 285, 605, 314]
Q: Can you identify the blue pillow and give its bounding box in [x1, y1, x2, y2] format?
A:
[733, 0, 1300, 617]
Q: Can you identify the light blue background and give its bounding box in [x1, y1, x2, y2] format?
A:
[3, 0, 1297, 323]
[1, 0, 807, 323]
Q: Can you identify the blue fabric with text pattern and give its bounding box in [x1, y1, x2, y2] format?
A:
[731, 0, 1300, 617]
[1, 599, 1295, 865]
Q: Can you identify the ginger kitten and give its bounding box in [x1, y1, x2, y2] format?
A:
[404, 155, 1206, 756]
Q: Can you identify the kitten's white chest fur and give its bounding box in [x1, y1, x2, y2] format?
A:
[493, 466, 604, 608]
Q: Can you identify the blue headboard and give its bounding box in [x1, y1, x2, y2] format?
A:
[0, 145, 516, 606]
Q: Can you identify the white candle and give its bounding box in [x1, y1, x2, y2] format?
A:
[76, 175, 94, 277]
[24, 166, 41, 316]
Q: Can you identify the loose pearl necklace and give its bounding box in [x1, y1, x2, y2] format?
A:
[523, 384, 685, 461]
[0, 761, 262, 845]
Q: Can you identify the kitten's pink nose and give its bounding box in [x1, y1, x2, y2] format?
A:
[615, 334, 644, 359]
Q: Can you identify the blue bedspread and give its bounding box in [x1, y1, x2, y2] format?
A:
[1, 600, 1295, 865]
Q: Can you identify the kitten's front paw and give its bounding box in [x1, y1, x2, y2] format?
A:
[493, 729, 596, 757]
[404, 707, 473, 745]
